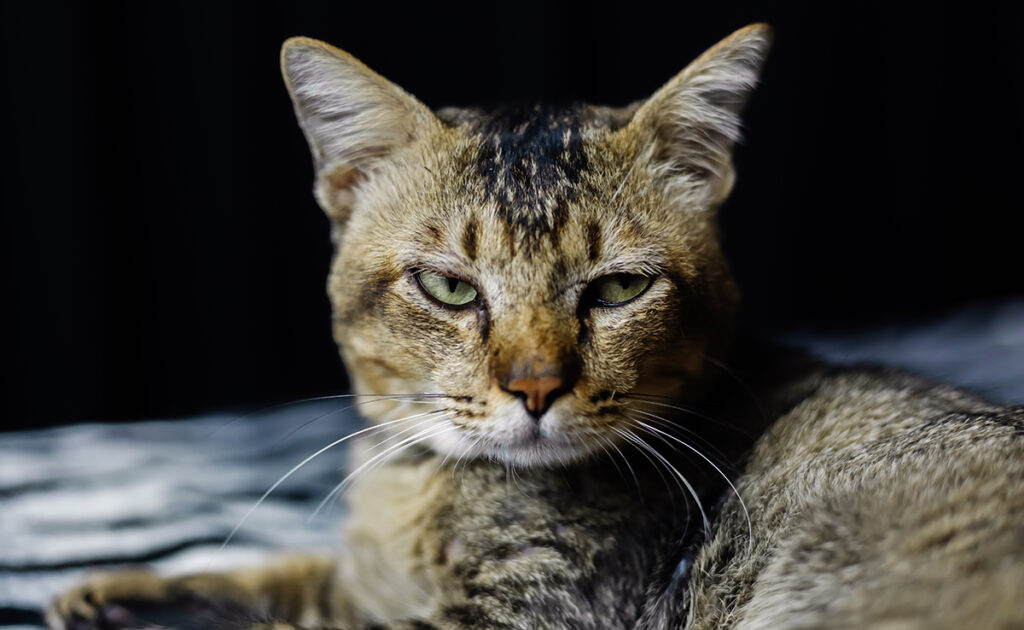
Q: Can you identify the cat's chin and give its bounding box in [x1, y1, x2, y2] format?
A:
[428, 424, 597, 468]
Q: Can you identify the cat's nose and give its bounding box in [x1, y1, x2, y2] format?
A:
[497, 346, 579, 419]
[505, 375, 569, 418]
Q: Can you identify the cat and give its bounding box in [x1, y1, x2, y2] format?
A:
[46, 23, 1024, 630]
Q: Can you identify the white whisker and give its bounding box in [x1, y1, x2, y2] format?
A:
[700, 353, 767, 422]
[622, 402, 735, 469]
[632, 415, 753, 553]
[620, 395, 750, 436]
[614, 426, 709, 534]
[308, 421, 457, 522]
[609, 157, 639, 208]
[603, 429, 644, 498]
[611, 426, 682, 513]
[367, 408, 451, 452]
[218, 409, 446, 554]
[590, 432, 628, 485]
[275, 395, 442, 445]
[206, 392, 448, 437]
[451, 433, 485, 485]
[612, 426, 688, 517]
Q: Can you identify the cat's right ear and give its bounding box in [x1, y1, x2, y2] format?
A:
[281, 38, 440, 223]
[628, 23, 772, 209]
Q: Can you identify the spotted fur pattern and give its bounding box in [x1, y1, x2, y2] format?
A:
[46, 22, 1024, 630]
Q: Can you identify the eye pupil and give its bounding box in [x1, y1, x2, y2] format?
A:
[588, 273, 652, 307]
[415, 271, 479, 307]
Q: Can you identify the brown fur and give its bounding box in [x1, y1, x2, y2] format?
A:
[639, 370, 1024, 629]
[46, 23, 1024, 630]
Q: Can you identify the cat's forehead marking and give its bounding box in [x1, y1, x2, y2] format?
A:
[585, 220, 602, 262]
[461, 215, 479, 262]
[457, 104, 617, 250]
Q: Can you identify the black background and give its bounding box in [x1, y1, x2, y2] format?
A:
[3, 1, 1022, 430]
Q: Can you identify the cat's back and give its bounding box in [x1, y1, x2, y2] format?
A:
[680, 367, 1024, 630]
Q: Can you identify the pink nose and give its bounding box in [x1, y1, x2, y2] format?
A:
[506, 375, 567, 418]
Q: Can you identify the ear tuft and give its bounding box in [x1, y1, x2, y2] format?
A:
[281, 38, 437, 221]
[632, 23, 772, 207]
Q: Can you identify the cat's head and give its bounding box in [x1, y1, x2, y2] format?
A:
[281, 25, 770, 467]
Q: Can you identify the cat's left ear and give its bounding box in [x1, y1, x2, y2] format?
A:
[281, 38, 441, 222]
[629, 23, 772, 208]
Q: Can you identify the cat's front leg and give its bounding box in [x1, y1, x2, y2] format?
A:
[45, 556, 342, 630]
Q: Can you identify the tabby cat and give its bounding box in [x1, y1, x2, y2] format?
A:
[47, 24, 1024, 630]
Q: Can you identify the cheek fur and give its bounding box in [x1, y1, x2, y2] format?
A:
[580, 286, 687, 391]
[377, 293, 489, 388]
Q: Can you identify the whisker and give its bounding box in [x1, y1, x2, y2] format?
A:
[620, 395, 752, 437]
[385, 399, 449, 405]
[366, 408, 451, 452]
[459, 435, 483, 486]
[611, 139, 659, 217]
[334, 418, 452, 506]
[327, 415, 459, 498]
[609, 157, 639, 208]
[430, 441, 458, 481]
[308, 422, 457, 522]
[447, 443, 466, 484]
[311, 422, 457, 522]
[434, 425, 468, 475]
[617, 392, 675, 399]
[603, 429, 644, 499]
[275, 396, 441, 445]
[622, 403, 736, 470]
[331, 413, 456, 492]
[615, 426, 709, 534]
[610, 426, 688, 520]
[435, 448, 456, 478]
[328, 409, 455, 514]
[588, 432, 656, 506]
[700, 354, 768, 422]
[632, 416, 753, 554]
[218, 409, 447, 554]
[589, 432, 628, 485]
[451, 433, 485, 485]
[626, 428, 684, 513]
[206, 392, 449, 437]
[508, 459, 523, 491]
[611, 426, 685, 515]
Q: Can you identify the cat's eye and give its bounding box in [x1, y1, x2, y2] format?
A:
[416, 270, 479, 307]
[588, 274, 652, 306]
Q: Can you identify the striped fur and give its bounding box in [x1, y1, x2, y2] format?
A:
[47, 23, 1024, 630]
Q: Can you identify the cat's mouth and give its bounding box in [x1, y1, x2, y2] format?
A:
[430, 407, 599, 468]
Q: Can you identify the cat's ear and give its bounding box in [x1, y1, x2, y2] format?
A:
[629, 23, 772, 208]
[281, 38, 440, 222]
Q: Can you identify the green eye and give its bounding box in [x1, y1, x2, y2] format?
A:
[416, 270, 479, 306]
[589, 274, 652, 306]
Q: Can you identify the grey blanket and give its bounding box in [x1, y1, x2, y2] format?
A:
[3, 300, 1022, 629]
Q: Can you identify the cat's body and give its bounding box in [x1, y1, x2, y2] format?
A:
[643, 366, 1024, 629]
[47, 24, 1024, 630]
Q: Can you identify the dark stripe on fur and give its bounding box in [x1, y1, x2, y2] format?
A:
[471, 105, 589, 247]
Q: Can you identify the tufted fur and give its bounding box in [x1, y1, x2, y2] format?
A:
[46, 23, 1024, 630]
[636, 368, 1024, 629]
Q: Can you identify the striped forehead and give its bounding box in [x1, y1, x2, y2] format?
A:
[449, 104, 621, 247]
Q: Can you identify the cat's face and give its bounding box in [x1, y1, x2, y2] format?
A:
[282, 25, 770, 466]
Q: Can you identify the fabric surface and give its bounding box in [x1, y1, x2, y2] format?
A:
[2, 300, 1022, 629]
[0, 402, 356, 629]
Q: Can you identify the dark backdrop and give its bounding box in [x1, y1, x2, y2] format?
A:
[3, 1, 1022, 430]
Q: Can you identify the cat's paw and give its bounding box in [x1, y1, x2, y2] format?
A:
[44, 569, 185, 630]
[45, 569, 263, 630]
